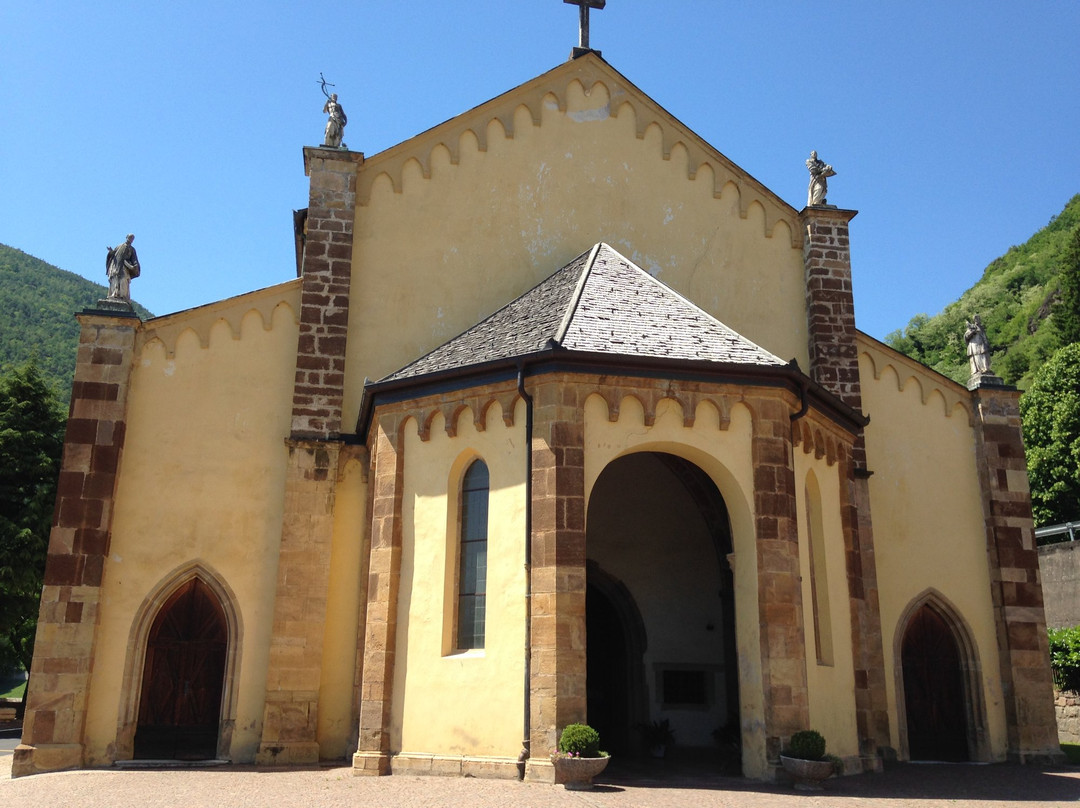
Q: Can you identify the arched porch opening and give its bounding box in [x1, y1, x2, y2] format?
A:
[585, 450, 738, 770]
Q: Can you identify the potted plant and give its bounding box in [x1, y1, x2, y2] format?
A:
[550, 723, 610, 790]
[779, 730, 838, 791]
[639, 718, 676, 758]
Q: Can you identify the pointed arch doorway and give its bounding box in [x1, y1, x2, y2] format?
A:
[900, 603, 971, 762]
[586, 451, 738, 764]
[133, 577, 228, 760]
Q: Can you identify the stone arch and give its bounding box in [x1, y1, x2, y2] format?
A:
[115, 561, 242, 762]
[893, 589, 988, 762]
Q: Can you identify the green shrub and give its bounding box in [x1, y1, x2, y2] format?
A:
[1048, 625, 1080, 691]
[786, 730, 826, 761]
[558, 723, 602, 758]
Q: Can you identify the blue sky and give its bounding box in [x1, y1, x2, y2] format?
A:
[2, 1, 1078, 341]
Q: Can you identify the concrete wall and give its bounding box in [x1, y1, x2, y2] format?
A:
[1039, 541, 1080, 629]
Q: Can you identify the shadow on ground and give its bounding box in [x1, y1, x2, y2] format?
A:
[600, 758, 1080, 802]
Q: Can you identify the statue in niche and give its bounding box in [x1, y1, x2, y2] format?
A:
[806, 150, 836, 207]
[964, 314, 992, 376]
[323, 92, 347, 149]
[105, 233, 140, 302]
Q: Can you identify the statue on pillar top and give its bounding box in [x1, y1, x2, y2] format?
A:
[318, 74, 347, 149]
[806, 150, 836, 207]
[964, 314, 1006, 389]
[104, 233, 140, 304]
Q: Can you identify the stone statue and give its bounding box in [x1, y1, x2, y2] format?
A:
[105, 233, 140, 302]
[964, 314, 992, 376]
[806, 150, 836, 207]
[323, 93, 347, 149]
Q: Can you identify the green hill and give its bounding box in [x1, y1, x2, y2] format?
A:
[0, 244, 153, 405]
[886, 194, 1080, 388]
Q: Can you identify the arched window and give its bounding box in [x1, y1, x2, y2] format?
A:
[457, 460, 489, 650]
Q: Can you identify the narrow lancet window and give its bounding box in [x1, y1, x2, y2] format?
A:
[458, 460, 489, 649]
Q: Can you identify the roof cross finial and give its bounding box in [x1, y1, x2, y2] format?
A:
[563, 0, 606, 56]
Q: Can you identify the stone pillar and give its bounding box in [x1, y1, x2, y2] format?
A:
[13, 308, 139, 777]
[972, 382, 1063, 762]
[801, 206, 890, 765]
[751, 396, 809, 768]
[256, 146, 363, 764]
[292, 146, 363, 440]
[353, 416, 405, 776]
[800, 207, 862, 419]
[524, 379, 586, 784]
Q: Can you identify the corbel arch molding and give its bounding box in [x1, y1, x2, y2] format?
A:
[588, 387, 733, 431]
[353, 61, 801, 248]
[138, 295, 300, 360]
[391, 386, 520, 443]
[891, 588, 989, 762]
[114, 560, 243, 762]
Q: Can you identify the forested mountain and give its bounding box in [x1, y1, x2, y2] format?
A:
[885, 194, 1080, 389]
[0, 245, 152, 405]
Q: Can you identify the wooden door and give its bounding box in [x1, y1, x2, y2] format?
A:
[134, 578, 227, 760]
[901, 605, 969, 761]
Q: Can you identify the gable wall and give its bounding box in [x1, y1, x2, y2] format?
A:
[342, 64, 807, 431]
[857, 341, 1008, 757]
[80, 289, 304, 764]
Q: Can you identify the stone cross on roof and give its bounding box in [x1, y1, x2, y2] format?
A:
[564, 0, 606, 52]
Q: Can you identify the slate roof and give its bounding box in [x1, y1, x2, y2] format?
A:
[380, 244, 785, 384]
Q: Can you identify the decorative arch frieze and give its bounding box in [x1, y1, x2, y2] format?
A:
[355, 57, 801, 247]
[858, 340, 975, 425]
[114, 560, 243, 763]
[138, 285, 300, 359]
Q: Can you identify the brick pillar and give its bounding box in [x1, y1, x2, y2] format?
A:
[353, 416, 404, 776]
[972, 383, 1063, 763]
[751, 396, 809, 768]
[800, 207, 862, 418]
[292, 146, 363, 439]
[801, 205, 890, 765]
[13, 308, 138, 777]
[256, 146, 363, 764]
[524, 379, 586, 784]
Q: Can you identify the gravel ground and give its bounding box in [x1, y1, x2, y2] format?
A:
[1, 752, 1078, 808]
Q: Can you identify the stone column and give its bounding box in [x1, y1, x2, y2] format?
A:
[972, 382, 1063, 762]
[801, 206, 890, 765]
[256, 146, 363, 765]
[353, 416, 405, 776]
[524, 379, 587, 784]
[751, 396, 810, 768]
[13, 307, 139, 777]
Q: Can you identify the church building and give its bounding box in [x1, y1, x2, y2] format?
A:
[13, 49, 1062, 781]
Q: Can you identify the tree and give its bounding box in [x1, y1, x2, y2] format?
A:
[1053, 225, 1080, 346]
[1020, 343, 1080, 529]
[0, 361, 65, 691]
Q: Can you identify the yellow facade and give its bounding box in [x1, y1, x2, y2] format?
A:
[15, 52, 1061, 782]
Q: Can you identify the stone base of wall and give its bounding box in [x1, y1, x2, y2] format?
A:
[524, 757, 555, 784]
[254, 740, 319, 766]
[1055, 688, 1080, 744]
[11, 743, 82, 778]
[352, 750, 391, 776]
[389, 753, 520, 779]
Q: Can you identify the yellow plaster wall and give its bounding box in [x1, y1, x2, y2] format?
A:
[858, 347, 1007, 758]
[793, 453, 859, 759]
[582, 395, 769, 777]
[81, 291, 301, 764]
[317, 452, 368, 759]
[391, 400, 528, 758]
[342, 71, 806, 429]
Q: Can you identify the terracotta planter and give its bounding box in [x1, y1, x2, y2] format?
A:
[779, 755, 834, 791]
[551, 755, 611, 790]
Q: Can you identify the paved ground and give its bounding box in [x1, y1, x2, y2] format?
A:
[1, 752, 1078, 808]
